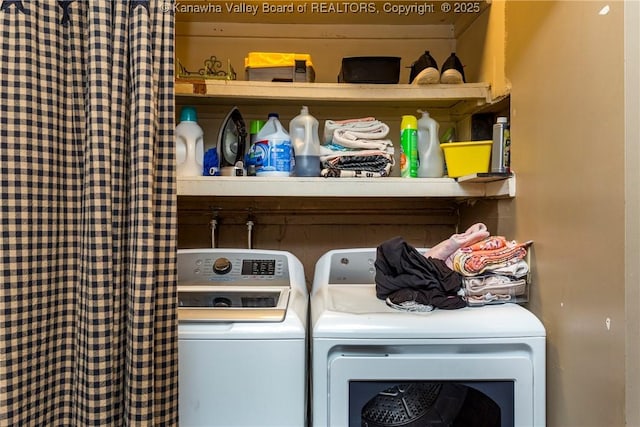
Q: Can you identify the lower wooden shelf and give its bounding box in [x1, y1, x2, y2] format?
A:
[177, 175, 516, 199]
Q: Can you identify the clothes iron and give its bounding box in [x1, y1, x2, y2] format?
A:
[217, 106, 247, 176]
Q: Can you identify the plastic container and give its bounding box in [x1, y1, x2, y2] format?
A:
[400, 115, 418, 178]
[440, 140, 492, 178]
[417, 110, 444, 178]
[245, 52, 315, 82]
[203, 148, 219, 176]
[338, 56, 401, 84]
[289, 106, 321, 177]
[246, 120, 266, 176]
[491, 117, 511, 173]
[252, 113, 293, 176]
[176, 106, 204, 177]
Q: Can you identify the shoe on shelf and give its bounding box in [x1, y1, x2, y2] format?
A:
[440, 52, 466, 84]
[410, 51, 440, 85]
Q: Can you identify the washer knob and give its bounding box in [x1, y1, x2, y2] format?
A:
[213, 257, 232, 275]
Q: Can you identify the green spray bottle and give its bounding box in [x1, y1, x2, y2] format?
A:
[400, 115, 418, 178]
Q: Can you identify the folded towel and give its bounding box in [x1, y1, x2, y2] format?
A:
[463, 275, 527, 296]
[490, 260, 530, 278]
[466, 293, 513, 306]
[332, 129, 392, 151]
[321, 153, 394, 177]
[319, 146, 395, 161]
[452, 237, 531, 276]
[423, 223, 490, 266]
[323, 117, 381, 144]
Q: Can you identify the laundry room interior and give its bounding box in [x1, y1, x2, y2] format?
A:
[174, 1, 639, 426]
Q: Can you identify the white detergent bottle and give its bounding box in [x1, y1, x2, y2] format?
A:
[289, 106, 321, 177]
[254, 113, 292, 176]
[176, 106, 204, 177]
[417, 109, 444, 178]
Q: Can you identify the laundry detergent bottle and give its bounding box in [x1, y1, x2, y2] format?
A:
[400, 115, 418, 178]
[417, 110, 444, 178]
[289, 106, 321, 177]
[176, 106, 204, 177]
[253, 113, 292, 176]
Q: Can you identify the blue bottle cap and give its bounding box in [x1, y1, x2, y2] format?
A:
[180, 106, 198, 122]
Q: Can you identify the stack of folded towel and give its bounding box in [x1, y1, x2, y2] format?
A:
[422, 223, 533, 307]
[450, 236, 532, 306]
[373, 224, 533, 312]
[321, 117, 395, 177]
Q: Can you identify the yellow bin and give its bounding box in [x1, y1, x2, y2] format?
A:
[440, 140, 492, 178]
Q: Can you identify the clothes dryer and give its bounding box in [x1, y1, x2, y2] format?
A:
[310, 248, 545, 427]
[178, 249, 308, 427]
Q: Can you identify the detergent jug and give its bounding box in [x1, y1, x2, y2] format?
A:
[289, 106, 321, 177]
[176, 106, 204, 177]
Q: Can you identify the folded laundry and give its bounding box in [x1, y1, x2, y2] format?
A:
[490, 260, 530, 278]
[452, 237, 531, 276]
[323, 116, 383, 144]
[331, 127, 392, 150]
[466, 293, 513, 306]
[320, 116, 395, 177]
[319, 145, 394, 158]
[423, 223, 490, 266]
[463, 275, 527, 297]
[321, 154, 393, 177]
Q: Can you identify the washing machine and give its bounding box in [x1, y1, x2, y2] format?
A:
[310, 248, 546, 427]
[178, 248, 308, 427]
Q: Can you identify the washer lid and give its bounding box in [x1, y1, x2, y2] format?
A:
[312, 284, 545, 339]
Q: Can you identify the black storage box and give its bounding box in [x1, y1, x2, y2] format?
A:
[338, 56, 401, 84]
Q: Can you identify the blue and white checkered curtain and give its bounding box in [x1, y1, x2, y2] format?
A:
[0, 1, 178, 425]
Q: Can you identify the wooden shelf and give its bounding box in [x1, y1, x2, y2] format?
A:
[175, 80, 492, 116]
[177, 176, 515, 199]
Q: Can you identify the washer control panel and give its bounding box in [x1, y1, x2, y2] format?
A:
[178, 251, 290, 286]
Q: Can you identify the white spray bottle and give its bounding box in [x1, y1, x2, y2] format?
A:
[417, 109, 444, 178]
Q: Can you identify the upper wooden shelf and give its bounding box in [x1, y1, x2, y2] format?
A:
[177, 176, 516, 199]
[175, 80, 492, 115]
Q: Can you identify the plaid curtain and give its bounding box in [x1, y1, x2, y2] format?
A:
[0, 1, 178, 425]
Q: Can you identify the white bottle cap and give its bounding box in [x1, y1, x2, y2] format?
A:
[497, 117, 508, 123]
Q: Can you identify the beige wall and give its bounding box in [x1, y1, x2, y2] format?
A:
[505, 1, 626, 426]
[625, 1, 640, 425]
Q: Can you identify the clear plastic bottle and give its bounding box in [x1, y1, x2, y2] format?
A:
[289, 106, 321, 177]
[417, 110, 444, 178]
[175, 106, 204, 177]
[253, 113, 293, 176]
[400, 115, 418, 178]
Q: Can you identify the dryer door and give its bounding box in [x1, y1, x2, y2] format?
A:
[325, 339, 545, 427]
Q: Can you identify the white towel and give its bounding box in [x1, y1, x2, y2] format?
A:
[489, 260, 530, 278]
[323, 117, 390, 145]
[463, 275, 527, 296]
[332, 127, 393, 150]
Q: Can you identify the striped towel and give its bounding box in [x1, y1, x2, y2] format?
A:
[452, 236, 531, 276]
